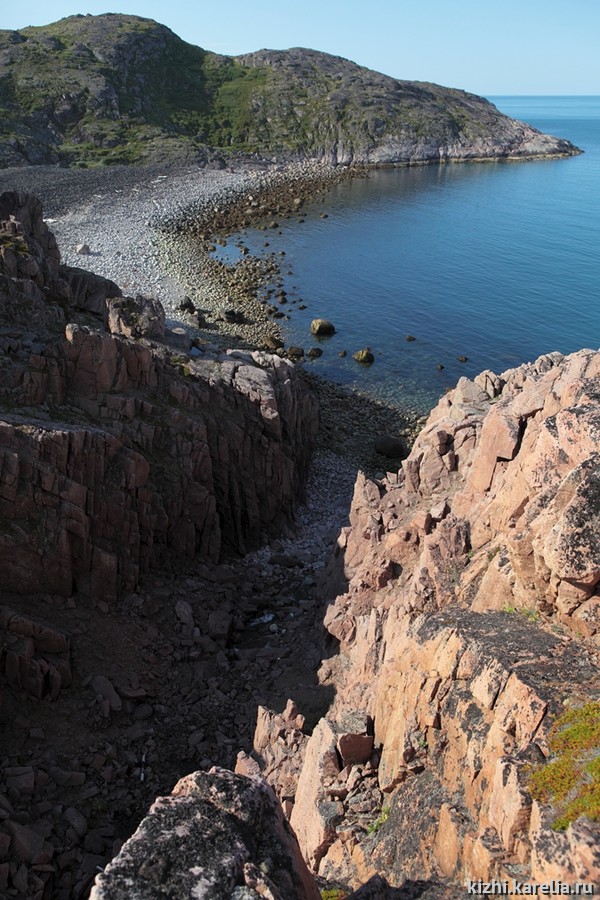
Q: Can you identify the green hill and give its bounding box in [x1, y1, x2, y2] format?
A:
[0, 13, 579, 168]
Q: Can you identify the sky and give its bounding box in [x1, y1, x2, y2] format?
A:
[2, 0, 599, 96]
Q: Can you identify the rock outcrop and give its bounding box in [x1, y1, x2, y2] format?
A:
[90, 768, 320, 900]
[0, 14, 579, 168]
[0, 191, 317, 601]
[3, 195, 600, 897]
[80, 349, 600, 898]
[253, 350, 600, 892]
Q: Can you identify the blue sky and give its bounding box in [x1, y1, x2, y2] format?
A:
[2, 0, 599, 96]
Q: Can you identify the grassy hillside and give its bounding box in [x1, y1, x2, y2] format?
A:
[0, 14, 578, 168]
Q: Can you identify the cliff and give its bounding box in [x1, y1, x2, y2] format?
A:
[0, 14, 579, 168]
[88, 351, 600, 897]
[281, 349, 600, 890]
[0, 191, 317, 603]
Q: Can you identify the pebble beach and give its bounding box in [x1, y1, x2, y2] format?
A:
[0, 159, 421, 474]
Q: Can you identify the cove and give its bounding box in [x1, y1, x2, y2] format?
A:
[215, 97, 600, 416]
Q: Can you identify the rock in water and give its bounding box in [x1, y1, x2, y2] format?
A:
[353, 348, 374, 365]
[310, 318, 336, 336]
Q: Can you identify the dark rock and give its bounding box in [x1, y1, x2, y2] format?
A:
[263, 334, 284, 351]
[310, 319, 336, 336]
[105, 294, 165, 340]
[178, 296, 195, 313]
[374, 436, 405, 458]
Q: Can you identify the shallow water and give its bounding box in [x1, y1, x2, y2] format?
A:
[215, 97, 600, 415]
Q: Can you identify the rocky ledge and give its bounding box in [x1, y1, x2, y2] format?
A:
[0, 190, 317, 603]
[87, 350, 600, 897]
[262, 348, 600, 891]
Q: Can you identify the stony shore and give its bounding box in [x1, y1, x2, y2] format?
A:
[0, 160, 422, 472]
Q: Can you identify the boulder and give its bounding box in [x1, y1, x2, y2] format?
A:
[353, 348, 374, 365]
[310, 318, 336, 336]
[90, 768, 320, 900]
[105, 294, 165, 340]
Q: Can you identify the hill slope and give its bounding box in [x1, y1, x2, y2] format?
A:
[0, 14, 579, 168]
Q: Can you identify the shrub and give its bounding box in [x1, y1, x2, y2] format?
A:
[529, 701, 600, 830]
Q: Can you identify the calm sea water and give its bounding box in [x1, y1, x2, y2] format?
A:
[219, 97, 600, 415]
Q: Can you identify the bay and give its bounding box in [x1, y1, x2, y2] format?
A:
[217, 97, 600, 415]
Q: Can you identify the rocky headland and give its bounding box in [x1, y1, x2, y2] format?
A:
[0, 162, 599, 899]
[0, 13, 580, 169]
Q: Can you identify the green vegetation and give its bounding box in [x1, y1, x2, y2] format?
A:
[0, 233, 29, 254]
[0, 13, 540, 167]
[0, 15, 277, 165]
[366, 805, 390, 835]
[529, 701, 600, 830]
[320, 890, 348, 900]
[502, 604, 540, 624]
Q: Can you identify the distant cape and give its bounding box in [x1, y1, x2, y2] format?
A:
[0, 13, 580, 168]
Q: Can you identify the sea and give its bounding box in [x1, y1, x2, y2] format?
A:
[217, 97, 600, 416]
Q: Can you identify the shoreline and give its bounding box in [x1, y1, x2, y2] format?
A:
[0, 159, 424, 470]
[154, 160, 364, 349]
[153, 159, 425, 470]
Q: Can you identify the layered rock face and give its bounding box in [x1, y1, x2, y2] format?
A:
[254, 350, 600, 891]
[85, 350, 600, 896]
[0, 192, 317, 603]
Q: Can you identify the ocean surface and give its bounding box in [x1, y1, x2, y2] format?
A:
[218, 97, 600, 415]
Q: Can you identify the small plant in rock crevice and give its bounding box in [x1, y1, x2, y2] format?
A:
[366, 805, 390, 835]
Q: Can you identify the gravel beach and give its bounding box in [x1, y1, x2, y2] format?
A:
[0, 161, 256, 320]
[0, 159, 420, 473]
